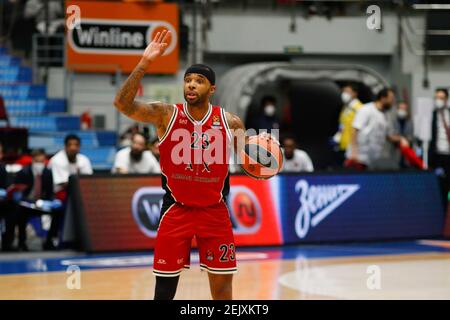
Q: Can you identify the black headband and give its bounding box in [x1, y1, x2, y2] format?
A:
[184, 64, 215, 85]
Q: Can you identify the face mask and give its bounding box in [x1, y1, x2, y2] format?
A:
[397, 109, 408, 119]
[435, 99, 446, 109]
[341, 92, 352, 105]
[32, 163, 45, 175]
[264, 105, 276, 117]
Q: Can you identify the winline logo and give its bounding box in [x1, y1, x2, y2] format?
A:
[67, 18, 178, 55]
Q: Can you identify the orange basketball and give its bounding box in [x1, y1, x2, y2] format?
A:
[239, 135, 283, 180]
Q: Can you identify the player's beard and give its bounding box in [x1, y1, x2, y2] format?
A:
[184, 91, 207, 106]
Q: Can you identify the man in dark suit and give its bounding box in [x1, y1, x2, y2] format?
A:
[14, 149, 57, 251]
[429, 88, 450, 209]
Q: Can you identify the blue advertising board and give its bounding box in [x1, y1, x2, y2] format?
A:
[278, 172, 445, 243]
[64, 172, 445, 251]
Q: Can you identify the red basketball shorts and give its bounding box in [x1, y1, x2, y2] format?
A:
[153, 200, 237, 277]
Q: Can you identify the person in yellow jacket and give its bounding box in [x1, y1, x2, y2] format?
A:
[334, 84, 364, 151]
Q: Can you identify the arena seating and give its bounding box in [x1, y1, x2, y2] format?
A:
[0, 48, 117, 170]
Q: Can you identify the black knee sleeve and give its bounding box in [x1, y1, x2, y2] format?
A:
[154, 275, 180, 300]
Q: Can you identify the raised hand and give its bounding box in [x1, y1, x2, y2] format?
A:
[142, 29, 171, 63]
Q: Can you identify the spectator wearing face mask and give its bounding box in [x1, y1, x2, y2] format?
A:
[254, 96, 280, 132]
[113, 133, 160, 174]
[394, 101, 414, 168]
[429, 88, 450, 208]
[281, 136, 314, 172]
[11, 149, 57, 251]
[395, 101, 414, 141]
[334, 84, 363, 155]
[345, 88, 409, 170]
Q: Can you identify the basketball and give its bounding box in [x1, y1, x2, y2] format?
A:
[239, 135, 284, 180]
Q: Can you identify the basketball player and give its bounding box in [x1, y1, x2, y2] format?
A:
[114, 30, 273, 300]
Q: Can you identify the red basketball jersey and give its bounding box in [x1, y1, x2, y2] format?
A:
[159, 103, 232, 207]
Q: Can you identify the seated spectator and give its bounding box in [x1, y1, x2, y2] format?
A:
[149, 137, 160, 163]
[0, 142, 14, 251]
[48, 134, 93, 199]
[13, 149, 59, 251]
[281, 136, 314, 172]
[113, 133, 160, 174]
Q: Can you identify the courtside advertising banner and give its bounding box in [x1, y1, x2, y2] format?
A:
[70, 172, 444, 251]
[76, 175, 162, 251]
[279, 172, 445, 243]
[65, 1, 179, 73]
[73, 174, 282, 251]
[444, 202, 450, 237]
[227, 176, 283, 246]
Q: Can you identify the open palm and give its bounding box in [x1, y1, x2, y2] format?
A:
[143, 29, 171, 62]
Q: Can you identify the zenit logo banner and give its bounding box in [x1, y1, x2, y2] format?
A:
[294, 180, 360, 238]
[68, 19, 178, 56]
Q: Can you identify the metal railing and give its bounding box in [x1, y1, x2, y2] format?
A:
[65, 64, 123, 134]
[31, 33, 65, 84]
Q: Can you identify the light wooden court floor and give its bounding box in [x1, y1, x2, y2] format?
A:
[0, 240, 449, 300]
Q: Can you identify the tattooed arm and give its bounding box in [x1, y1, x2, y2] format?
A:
[114, 30, 173, 131]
